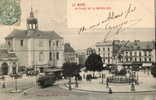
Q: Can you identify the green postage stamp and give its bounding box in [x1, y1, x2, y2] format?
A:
[0, 0, 21, 25]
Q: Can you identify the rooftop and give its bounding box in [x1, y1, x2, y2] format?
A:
[5, 29, 63, 40]
[122, 41, 155, 51]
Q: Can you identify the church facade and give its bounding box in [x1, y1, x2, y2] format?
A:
[5, 9, 64, 70]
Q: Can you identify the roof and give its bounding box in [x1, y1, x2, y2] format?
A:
[64, 43, 75, 52]
[5, 29, 63, 40]
[0, 49, 16, 58]
[121, 41, 155, 51]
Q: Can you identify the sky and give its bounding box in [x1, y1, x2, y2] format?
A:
[0, 0, 155, 50]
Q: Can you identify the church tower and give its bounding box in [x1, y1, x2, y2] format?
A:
[26, 8, 38, 30]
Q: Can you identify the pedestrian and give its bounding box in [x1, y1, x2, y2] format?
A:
[131, 83, 135, 91]
[109, 88, 112, 94]
[23, 90, 28, 95]
[106, 78, 109, 88]
[83, 74, 85, 79]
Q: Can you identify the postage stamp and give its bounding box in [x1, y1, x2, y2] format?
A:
[0, 0, 21, 25]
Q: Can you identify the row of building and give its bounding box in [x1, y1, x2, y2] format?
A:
[90, 40, 155, 68]
[0, 9, 78, 75]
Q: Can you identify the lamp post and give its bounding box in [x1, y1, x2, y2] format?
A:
[75, 70, 79, 88]
[101, 73, 104, 84]
[13, 63, 18, 92]
[68, 77, 72, 90]
[2, 75, 6, 88]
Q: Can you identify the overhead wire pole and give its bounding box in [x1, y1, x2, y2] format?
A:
[154, 0, 156, 65]
[155, 0, 156, 41]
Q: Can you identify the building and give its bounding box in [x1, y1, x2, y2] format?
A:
[64, 43, 78, 63]
[5, 9, 64, 71]
[0, 49, 18, 75]
[76, 49, 86, 65]
[86, 48, 96, 56]
[120, 40, 155, 68]
[95, 40, 156, 68]
[95, 40, 121, 66]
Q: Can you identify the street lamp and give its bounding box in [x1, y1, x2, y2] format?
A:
[75, 70, 79, 88]
[2, 75, 6, 88]
[10, 63, 21, 93]
[68, 76, 72, 91]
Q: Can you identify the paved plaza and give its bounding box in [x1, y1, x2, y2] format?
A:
[0, 70, 156, 100]
[60, 70, 156, 93]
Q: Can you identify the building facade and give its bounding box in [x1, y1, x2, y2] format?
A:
[0, 49, 18, 75]
[95, 40, 121, 66]
[121, 41, 155, 68]
[64, 43, 78, 63]
[95, 40, 156, 68]
[96, 41, 113, 65]
[5, 9, 64, 70]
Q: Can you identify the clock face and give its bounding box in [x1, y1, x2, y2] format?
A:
[0, 0, 21, 25]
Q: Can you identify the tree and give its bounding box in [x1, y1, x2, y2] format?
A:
[151, 66, 156, 77]
[85, 53, 103, 76]
[62, 62, 81, 78]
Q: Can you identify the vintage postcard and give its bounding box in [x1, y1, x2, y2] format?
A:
[0, 0, 155, 100]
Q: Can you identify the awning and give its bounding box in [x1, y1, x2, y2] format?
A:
[142, 63, 152, 67]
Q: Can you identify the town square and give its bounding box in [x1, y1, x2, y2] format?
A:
[0, 0, 155, 100]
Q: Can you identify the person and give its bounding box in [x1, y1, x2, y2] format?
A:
[131, 83, 135, 91]
[109, 88, 112, 94]
[106, 78, 109, 88]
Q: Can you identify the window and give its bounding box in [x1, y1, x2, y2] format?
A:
[139, 58, 141, 62]
[49, 40, 51, 47]
[8, 41, 11, 47]
[144, 51, 147, 56]
[149, 58, 151, 62]
[126, 52, 128, 56]
[108, 53, 110, 57]
[20, 40, 23, 46]
[39, 40, 43, 47]
[56, 40, 59, 47]
[149, 51, 151, 56]
[49, 52, 52, 61]
[130, 52, 132, 56]
[98, 48, 100, 52]
[126, 58, 128, 62]
[103, 48, 105, 51]
[134, 52, 137, 56]
[103, 53, 105, 57]
[139, 51, 141, 56]
[135, 58, 137, 62]
[145, 58, 147, 62]
[108, 59, 110, 63]
[108, 48, 110, 51]
[103, 58, 105, 63]
[39, 52, 44, 62]
[56, 52, 59, 60]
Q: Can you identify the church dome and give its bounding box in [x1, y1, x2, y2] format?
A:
[26, 8, 38, 30]
[27, 17, 38, 24]
[27, 9, 38, 24]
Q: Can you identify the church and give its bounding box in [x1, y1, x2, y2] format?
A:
[5, 9, 64, 71]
